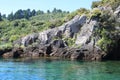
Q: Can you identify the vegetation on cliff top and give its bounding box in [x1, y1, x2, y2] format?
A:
[92, 0, 120, 10]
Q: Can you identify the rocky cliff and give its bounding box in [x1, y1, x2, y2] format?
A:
[1, 6, 120, 61]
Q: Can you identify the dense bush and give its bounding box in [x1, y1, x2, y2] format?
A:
[91, 1, 101, 8]
[91, 0, 120, 10]
[9, 35, 20, 42]
[91, 8, 102, 18]
[102, 0, 120, 10]
[96, 8, 118, 52]
[0, 42, 12, 50]
[64, 8, 89, 21]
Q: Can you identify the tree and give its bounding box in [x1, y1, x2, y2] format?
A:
[0, 12, 2, 21]
[57, 9, 62, 13]
[31, 9, 36, 16]
[52, 8, 57, 13]
[7, 12, 14, 21]
[22, 9, 31, 19]
[26, 9, 32, 17]
[47, 10, 50, 14]
[23, 10, 29, 19]
[2, 14, 6, 19]
[36, 10, 44, 15]
[14, 9, 24, 19]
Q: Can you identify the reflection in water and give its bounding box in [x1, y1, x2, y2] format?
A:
[0, 58, 120, 80]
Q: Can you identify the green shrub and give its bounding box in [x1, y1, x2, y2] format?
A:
[91, 8, 102, 18]
[0, 42, 13, 50]
[97, 37, 113, 52]
[32, 21, 44, 26]
[14, 44, 25, 49]
[101, 0, 120, 10]
[63, 38, 75, 47]
[19, 22, 26, 27]
[12, 20, 19, 26]
[65, 12, 77, 21]
[91, 1, 101, 8]
[9, 35, 20, 42]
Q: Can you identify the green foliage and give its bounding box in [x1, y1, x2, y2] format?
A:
[48, 19, 64, 28]
[12, 20, 19, 26]
[65, 8, 89, 21]
[99, 10, 116, 30]
[36, 10, 44, 15]
[65, 12, 77, 21]
[6, 8, 68, 21]
[91, 8, 102, 18]
[96, 25, 117, 52]
[97, 37, 113, 52]
[0, 10, 68, 50]
[14, 44, 25, 49]
[9, 35, 20, 42]
[30, 12, 68, 21]
[7, 12, 14, 21]
[92, 0, 120, 10]
[102, 0, 120, 10]
[91, 1, 101, 8]
[94, 6, 118, 53]
[31, 21, 44, 26]
[63, 38, 75, 47]
[0, 42, 13, 50]
[2, 14, 6, 19]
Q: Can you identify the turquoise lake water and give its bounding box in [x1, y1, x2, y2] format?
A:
[0, 58, 120, 80]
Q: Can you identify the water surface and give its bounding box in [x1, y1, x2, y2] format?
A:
[0, 58, 120, 80]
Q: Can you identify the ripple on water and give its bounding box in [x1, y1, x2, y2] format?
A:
[0, 59, 120, 80]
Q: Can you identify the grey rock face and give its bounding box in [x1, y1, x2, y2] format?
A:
[75, 19, 99, 46]
[21, 33, 39, 47]
[15, 15, 87, 47]
[63, 15, 87, 38]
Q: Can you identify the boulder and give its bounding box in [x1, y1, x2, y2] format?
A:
[2, 52, 13, 58]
